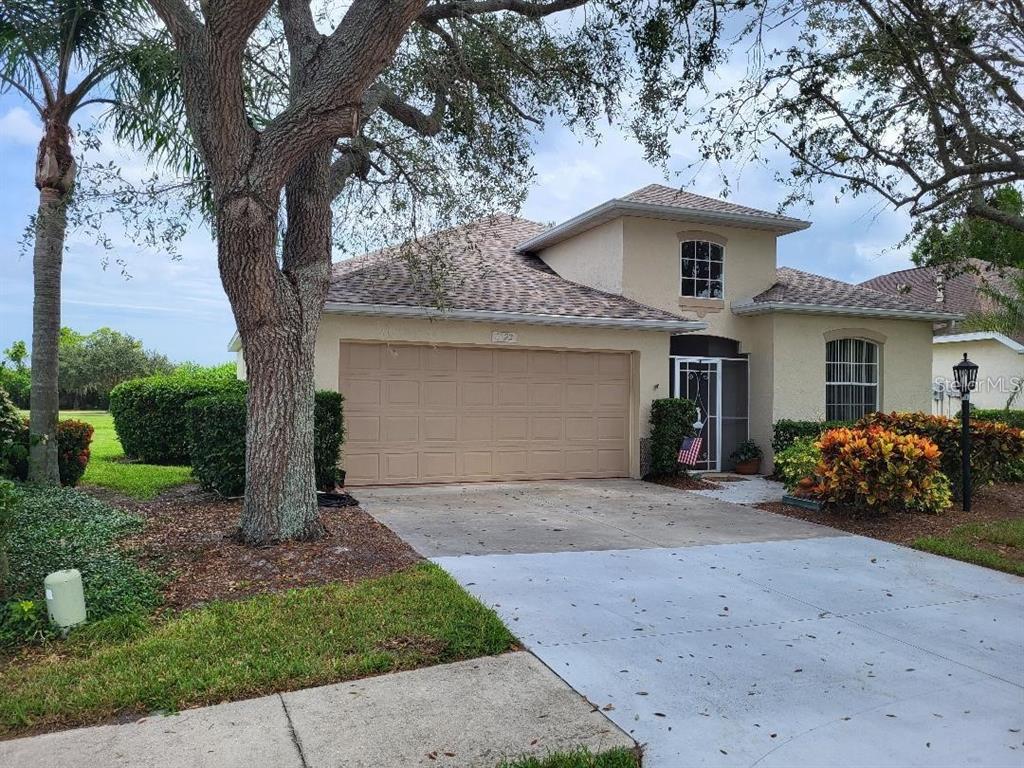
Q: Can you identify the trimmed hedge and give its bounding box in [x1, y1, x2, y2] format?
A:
[772, 419, 853, 452]
[647, 398, 698, 476]
[110, 376, 244, 464]
[857, 411, 1024, 495]
[2, 419, 94, 487]
[969, 408, 1024, 430]
[186, 390, 345, 496]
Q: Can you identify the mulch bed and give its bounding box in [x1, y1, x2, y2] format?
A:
[647, 474, 721, 491]
[87, 484, 422, 611]
[757, 483, 1024, 546]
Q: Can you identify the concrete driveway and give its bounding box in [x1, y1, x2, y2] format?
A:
[361, 480, 1024, 768]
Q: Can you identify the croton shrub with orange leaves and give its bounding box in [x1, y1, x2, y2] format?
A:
[856, 412, 1024, 494]
[797, 426, 953, 513]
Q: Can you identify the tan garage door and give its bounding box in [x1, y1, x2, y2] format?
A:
[339, 342, 631, 485]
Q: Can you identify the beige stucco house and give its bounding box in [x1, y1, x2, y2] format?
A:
[234, 185, 960, 485]
[861, 265, 1022, 414]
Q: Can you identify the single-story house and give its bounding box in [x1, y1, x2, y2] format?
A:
[860, 264, 1022, 414]
[233, 184, 961, 485]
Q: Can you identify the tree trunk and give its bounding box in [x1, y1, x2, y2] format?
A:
[217, 186, 330, 546]
[28, 119, 74, 485]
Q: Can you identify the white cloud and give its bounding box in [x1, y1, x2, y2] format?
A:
[0, 106, 40, 146]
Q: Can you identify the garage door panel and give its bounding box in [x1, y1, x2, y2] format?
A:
[422, 415, 457, 441]
[384, 380, 419, 406]
[340, 343, 630, 485]
[347, 415, 381, 443]
[462, 381, 494, 407]
[459, 415, 493, 442]
[381, 415, 419, 443]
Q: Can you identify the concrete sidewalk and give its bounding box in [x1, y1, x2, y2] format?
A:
[1, 653, 633, 768]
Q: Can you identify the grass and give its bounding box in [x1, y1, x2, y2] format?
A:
[63, 411, 192, 499]
[497, 748, 640, 768]
[914, 519, 1024, 576]
[0, 562, 516, 737]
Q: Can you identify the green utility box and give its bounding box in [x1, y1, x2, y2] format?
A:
[44, 569, 87, 629]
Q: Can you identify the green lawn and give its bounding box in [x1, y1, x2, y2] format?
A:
[63, 411, 192, 499]
[497, 748, 640, 768]
[0, 562, 515, 737]
[914, 519, 1024, 576]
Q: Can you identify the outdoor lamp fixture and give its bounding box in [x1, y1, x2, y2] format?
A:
[953, 353, 979, 512]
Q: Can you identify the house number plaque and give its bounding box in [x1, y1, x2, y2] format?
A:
[491, 331, 518, 344]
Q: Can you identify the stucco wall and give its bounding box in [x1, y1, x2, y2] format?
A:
[932, 339, 1023, 412]
[771, 315, 934, 422]
[313, 313, 671, 479]
[619, 216, 780, 340]
[537, 218, 624, 295]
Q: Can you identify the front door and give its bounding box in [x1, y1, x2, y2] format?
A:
[673, 357, 720, 471]
[672, 355, 750, 472]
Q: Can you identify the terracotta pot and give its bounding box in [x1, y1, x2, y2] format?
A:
[734, 458, 761, 475]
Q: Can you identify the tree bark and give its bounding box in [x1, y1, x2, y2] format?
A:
[28, 119, 75, 485]
[218, 184, 330, 546]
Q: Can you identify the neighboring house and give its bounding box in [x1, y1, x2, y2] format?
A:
[233, 184, 960, 485]
[861, 264, 1022, 414]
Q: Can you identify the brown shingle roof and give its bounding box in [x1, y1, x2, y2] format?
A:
[328, 214, 695, 326]
[859, 262, 1014, 317]
[743, 267, 962, 318]
[622, 184, 807, 227]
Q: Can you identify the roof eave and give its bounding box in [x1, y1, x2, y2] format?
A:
[227, 331, 241, 352]
[731, 300, 964, 322]
[323, 301, 707, 333]
[515, 199, 811, 252]
[933, 331, 1024, 353]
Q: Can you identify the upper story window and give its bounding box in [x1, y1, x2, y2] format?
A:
[680, 240, 724, 299]
[825, 338, 879, 421]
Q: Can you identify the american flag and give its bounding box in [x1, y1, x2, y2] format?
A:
[677, 436, 704, 466]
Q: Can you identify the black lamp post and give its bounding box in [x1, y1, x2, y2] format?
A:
[953, 353, 979, 512]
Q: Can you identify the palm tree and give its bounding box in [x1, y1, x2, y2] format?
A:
[963, 271, 1024, 407]
[0, 1, 143, 482]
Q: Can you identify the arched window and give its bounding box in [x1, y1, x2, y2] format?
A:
[680, 240, 724, 298]
[825, 338, 879, 420]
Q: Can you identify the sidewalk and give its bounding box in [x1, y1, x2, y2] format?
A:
[1, 652, 633, 768]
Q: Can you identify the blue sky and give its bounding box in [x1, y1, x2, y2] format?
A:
[0, 91, 917, 365]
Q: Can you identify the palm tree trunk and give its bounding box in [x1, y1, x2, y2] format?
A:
[28, 119, 74, 485]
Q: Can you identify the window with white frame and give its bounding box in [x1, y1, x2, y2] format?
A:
[680, 240, 724, 298]
[825, 338, 879, 420]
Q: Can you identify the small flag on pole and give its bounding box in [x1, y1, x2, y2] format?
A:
[678, 436, 704, 466]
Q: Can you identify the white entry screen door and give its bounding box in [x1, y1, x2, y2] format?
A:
[673, 357, 720, 471]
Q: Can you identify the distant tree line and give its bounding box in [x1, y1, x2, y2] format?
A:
[1, 328, 179, 410]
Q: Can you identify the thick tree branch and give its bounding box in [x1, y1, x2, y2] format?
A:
[419, 0, 587, 23]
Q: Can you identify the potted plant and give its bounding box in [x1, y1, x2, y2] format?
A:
[730, 440, 763, 474]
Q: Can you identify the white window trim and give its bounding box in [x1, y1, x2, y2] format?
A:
[825, 338, 880, 421]
[679, 239, 725, 300]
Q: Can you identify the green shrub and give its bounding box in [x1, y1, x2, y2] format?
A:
[857, 411, 1024, 495]
[184, 391, 247, 497]
[812, 426, 952, 513]
[314, 391, 345, 490]
[773, 438, 821, 491]
[730, 439, 762, 464]
[0, 388, 22, 478]
[186, 390, 346, 496]
[647, 398, 698, 476]
[0, 368, 30, 409]
[0, 485, 160, 649]
[2, 419, 94, 487]
[968, 408, 1024, 430]
[110, 376, 244, 464]
[772, 419, 853, 452]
